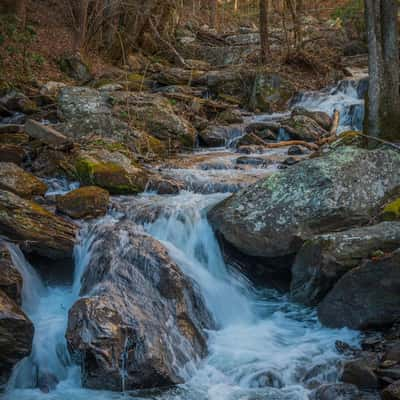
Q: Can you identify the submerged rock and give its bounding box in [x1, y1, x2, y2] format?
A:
[318, 250, 400, 330]
[56, 186, 109, 219]
[0, 190, 77, 259]
[311, 383, 360, 400]
[291, 222, 400, 306]
[66, 221, 214, 391]
[209, 147, 400, 261]
[0, 162, 48, 199]
[0, 289, 34, 389]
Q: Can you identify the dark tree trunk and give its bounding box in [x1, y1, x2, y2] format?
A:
[364, 0, 400, 144]
[210, 0, 217, 28]
[259, 0, 270, 63]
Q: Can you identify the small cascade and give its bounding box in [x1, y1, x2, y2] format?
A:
[290, 77, 367, 132]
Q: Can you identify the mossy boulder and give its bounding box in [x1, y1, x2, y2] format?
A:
[0, 189, 77, 259]
[382, 198, 400, 221]
[73, 150, 148, 195]
[209, 147, 400, 262]
[0, 162, 48, 199]
[56, 186, 110, 219]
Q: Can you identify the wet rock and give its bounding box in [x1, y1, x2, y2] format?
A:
[0, 162, 48, 199]
[249, 370, 283, 389]
[0, 242, 23, 304]
[382, 380, 400, 399]
[282, 115, 328, 142]
[282, 157, 299, 166]
[56, 186, 109, 219]
[0, 144, 26, 165]
[311, 383, 360, 400]
[291, 222, 400, 306]
[0, 290, 34, 389]
[66, 220, 214, 391]
[59, 54, 93, 82]
[209, 147, 400, 260]
[236, 156, 268, 167]
[217, 109, 243, 124]
[0, 189, 77, 259]
[287, 145, 304, 155]
[318, 250, 400, 330]
[25, 120, 73, 150]
[146, 176, 182, 195]
[37, 372, 59, 393]
[199, 125, 233, 147]
[342, 358, 379, 389]
[292, 107, 332, 131]
[0, 90, 38, 114]
[72, 150, 148, 194]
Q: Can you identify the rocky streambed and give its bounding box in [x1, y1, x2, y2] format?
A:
[0, 70, 398, 400]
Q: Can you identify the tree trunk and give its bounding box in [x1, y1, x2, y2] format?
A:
[16, 0, 27, 26]
[364, 0, 400, 144]
[210, 0, 217, 28]
[259, 0, 270, 63]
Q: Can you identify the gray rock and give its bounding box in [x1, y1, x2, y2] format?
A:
[209, 147, 400, 261]
[291, 222, 400, 306]
[318, 250, 400, 330]
[342, 358, 379, 389]
[382, 380, 400, 399]
[25, 120, 73, 150]
[0, 289, 34, 390]
[66, 220, 214, 391]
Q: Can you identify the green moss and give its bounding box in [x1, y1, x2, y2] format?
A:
[93, 79, 114, 89]
[382, 198, 400, 221]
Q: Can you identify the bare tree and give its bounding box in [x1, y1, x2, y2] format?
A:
[364, 0, 400, 143]
[259, 0, 270, 63]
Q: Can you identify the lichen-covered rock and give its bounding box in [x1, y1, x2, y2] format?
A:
[56, 186, 109, 219]
[209, 147, 400, 261]
[0, 162, 48, 199]
[111, 92, 196, 149]
[0, 242, 23, 304]
[72, 150, 148, 194]
[59, 55, 93, 82]
[291, 107, 332, 131]
[318, 250, 400, 330]
[0, 289, 34, 390]
[291, 222, 400, 306]
[0, 190, 77, 259]
[58, 87, 128, 140]
[66, 221, 213, 391]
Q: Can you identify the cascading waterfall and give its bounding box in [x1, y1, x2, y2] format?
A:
[4, 78, 364, 400]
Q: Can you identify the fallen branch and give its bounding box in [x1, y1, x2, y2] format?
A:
[330, 110, 340, 135]
[265, 140, 319, 151]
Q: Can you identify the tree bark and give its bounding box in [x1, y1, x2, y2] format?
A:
[259, 0, 270, 63]
[364, 0, 400, 144]
[210, 0, 217, 28]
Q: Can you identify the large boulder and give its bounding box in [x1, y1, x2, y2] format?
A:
[58, 87, 127, 140]
[291, 222, 400, 306]
[0, 162, 48, 199]
[72, 149, 148, 195]
[318, 250, 400, 330]
[205, 68, 295, 112]
[56, 186, 110, 219]
[111, 92, 196, 149]
[66, 221, 214, 391]
[209, 147, 400, 263]
[282, 115, 328, 142]
[198, 125, 241, 147]
[0, 190, 77, 259]
[0, 290, 34, 389]
[0, 242, 23, 304]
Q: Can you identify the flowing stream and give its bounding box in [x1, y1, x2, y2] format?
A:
[4, 77, 365, 400]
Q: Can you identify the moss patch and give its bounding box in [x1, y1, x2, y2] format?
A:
[382, 198, 400, 221]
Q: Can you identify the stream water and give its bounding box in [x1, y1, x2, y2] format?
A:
[4, 76, 366, 400]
